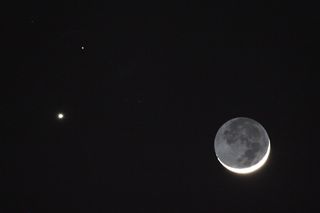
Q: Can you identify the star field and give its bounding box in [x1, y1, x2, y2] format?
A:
[3, 0, 320, 212]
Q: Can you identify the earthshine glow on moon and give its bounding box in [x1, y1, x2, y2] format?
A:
[214, 117, 271, 175]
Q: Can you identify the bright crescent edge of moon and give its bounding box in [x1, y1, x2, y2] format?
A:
[216, 139, 271, 174]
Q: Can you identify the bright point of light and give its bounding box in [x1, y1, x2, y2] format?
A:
[217, 140, 271, 175]
[58, 113, 64, 119]
[81, 46, 85, 50]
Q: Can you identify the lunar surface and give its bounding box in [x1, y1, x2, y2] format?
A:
[214, 117, 270, 174]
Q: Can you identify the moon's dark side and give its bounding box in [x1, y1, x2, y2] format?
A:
[214, 117, 270, 170]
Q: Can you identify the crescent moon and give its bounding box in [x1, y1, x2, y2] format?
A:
[216, 140, 270, 174]
[214, 117, 271, 175]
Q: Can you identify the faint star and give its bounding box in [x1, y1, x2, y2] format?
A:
[81, 46, 85, 50]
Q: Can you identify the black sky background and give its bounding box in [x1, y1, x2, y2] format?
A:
[3, 0, 320, 212]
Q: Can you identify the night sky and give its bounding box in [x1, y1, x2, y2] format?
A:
[3, 0, 319, 212]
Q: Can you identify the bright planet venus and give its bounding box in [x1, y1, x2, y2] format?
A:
[214, 117, 270, 174]
[57, 113, 64, 119]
